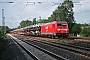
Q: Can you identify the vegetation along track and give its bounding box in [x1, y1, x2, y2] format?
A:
[8, 34, 68, 60]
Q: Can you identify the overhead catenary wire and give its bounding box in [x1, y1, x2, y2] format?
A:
[2, 0, 90, 28]
[13, 0, 63, 21]
[13, 0, 90, 21]
[33, 0, 63, 19]
[14, 0, 31, 20]
[75, 10, 90, 14]
[10, 1, 23, 20]
[74, 1, 90, 14]
[31, 0, 90, 19]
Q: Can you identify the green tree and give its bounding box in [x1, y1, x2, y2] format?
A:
[25, 20, 33, 26]
[19, 20, 32, 28]
[38, 19, 49, 24]
[0, 30, 7, 54]
[61, 0, 75, 33]
[0, 26, 9, 34]
[48, 16, 53, 22]
[80, 26, 90, 37]
[0, 31, 3, 39]
[52, 9, 59, 20]
[81, 23, 89, 27]
[71, 23, 81, 34]
[50, 0, 74, 33]
[33, 18, 36, 25]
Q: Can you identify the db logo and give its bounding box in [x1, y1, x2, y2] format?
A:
[45, 26, 48, 32]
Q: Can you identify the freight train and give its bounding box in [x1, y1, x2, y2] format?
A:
[10, 21, 68, 38]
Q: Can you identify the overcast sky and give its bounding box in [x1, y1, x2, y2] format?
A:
[0, 0, 90, 28]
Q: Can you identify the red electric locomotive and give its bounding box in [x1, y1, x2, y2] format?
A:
[41, 21, 68, 38]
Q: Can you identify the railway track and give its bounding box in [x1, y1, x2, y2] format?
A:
[68, 36, 90, 40]
[23, 35, 90, 50]
[28, 36, 90, 56]
[31, 40, 90, 57]
[8, 34, 68, 60]
[23, 40, 90, 60]
[32, 38, 90, 52]
[51, 41, 90, 51]
[11, 34, 90, 60]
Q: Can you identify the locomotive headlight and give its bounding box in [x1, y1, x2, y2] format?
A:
[64, 29, 68, 30]
[57, 29, 60, 30]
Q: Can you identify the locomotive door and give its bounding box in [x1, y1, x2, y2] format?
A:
[52, 24, 55, 32]
[52, 24, 55, 38]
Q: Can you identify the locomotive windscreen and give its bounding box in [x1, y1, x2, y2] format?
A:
[57, 23, 67, 26]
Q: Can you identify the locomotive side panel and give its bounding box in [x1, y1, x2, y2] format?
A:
[41, 24, 54, 35]
[41, 22, 56, 38]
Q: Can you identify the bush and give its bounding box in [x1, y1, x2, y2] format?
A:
[0, 31, 7, 53]
[80, 27, 90, 37]
[71, 23, 81, 34]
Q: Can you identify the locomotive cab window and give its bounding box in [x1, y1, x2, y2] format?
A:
[57, 24, 67, 26]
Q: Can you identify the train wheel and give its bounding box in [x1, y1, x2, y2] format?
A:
[51, 35, 55, 39]
[41, 35, 44, 37]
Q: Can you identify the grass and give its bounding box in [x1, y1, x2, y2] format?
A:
[0, 34, 10, 60]
[56, 38, 90, 48]
[56, 38, 68, 43]
[68, 41, 90, 48]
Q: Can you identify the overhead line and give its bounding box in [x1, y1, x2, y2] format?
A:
[13, 0, 90, 20]
[10, 1, 23, 21]
[14, 1, 30, 20]
[16, 4, 27, 19]
[75, 10, 90, 14]
[34, 0, 63, 19]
